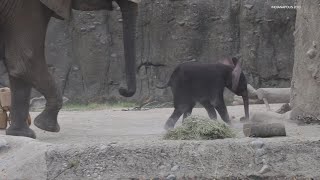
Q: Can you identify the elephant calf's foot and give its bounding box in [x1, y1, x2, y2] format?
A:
[240, 116, 249, 122]
[34, 110, 60, 132]
[6, 126, 36, 139]
[164, 119, 175, 130]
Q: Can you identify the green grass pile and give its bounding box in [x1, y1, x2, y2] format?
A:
[164, 115, 235, 140]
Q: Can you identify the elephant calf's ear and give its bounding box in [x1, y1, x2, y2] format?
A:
[231, 60, 242, 92]
[220, 58, 235, 68]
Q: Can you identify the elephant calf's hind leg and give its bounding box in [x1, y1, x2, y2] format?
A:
[200, 101, 217, 120]
[182, 103, 195, 123]
[164, 109, 183, 130]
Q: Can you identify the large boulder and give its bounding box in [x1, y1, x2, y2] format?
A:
[290, 0, 320, 121]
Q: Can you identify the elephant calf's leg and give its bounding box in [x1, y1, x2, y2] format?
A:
[164, 109, 183, 130]
[6, 76, 36, 138]
[215, 99, 231, 124]
[182, 103, 195, 123]
[200, 101, 217, 120]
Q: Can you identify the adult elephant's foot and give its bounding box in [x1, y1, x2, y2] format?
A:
[6, 126, 36, 139]
[34, 110, 60, 132]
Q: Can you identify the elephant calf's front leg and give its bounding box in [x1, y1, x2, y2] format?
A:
[215, 101, 231, 124]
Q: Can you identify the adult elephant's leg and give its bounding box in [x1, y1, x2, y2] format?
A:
[32, 68, 62, 132]
[6, 76, 35, 138]
[28, 5, 62, 132]
[5, 0, 61, 133]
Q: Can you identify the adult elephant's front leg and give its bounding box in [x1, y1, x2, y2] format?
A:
[6, 76, 35, 138]
[4, 0, 62, 137]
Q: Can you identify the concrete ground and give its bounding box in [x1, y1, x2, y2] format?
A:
[2, 104, 320, 179]
[1, 104, 320, 144]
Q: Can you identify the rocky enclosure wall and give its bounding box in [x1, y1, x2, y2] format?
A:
[290, 0, 320, 120]
[0, 0, 297, 103]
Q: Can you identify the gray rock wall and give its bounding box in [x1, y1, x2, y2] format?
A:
[0, 0, 297, 103]
[290, 0, 320, 120]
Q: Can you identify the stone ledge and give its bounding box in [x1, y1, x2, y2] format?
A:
[1, 136, 320, 179]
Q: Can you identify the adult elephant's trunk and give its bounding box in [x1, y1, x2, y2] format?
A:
[116, 0, 137, 97]
[242, 90, 249, 120]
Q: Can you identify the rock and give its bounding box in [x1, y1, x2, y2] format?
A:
[0, 138, 8, 149]
[80, 28, 86, 32]
[306, 48, 317, 59]
[256, 88, 291, 103]
[243, 123, 286, 138]
[249, 111, 283, 124]
[92, 173, 99, 178]
[88, 25, 96, 31]
[166, 174, 176, 180]
[177, 21, 185, 26]
[251, 140, 264, 149]
[258, 164, 271, 174]
[256, 148, 266, 157]
[291, 0, 320, 121]
[244, 4, 254, 10]
[232, 96, 262, 105]
[110, 53, 117, 58]
[171, 165, 179, 171]
[30, 96, 69, 111]
[29, 96, 47, 110]
[275, 103, 291, 114]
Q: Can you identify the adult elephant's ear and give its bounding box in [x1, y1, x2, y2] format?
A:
[40, 0, 72, 20]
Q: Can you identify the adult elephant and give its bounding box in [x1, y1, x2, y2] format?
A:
[0, 0, 139, 138]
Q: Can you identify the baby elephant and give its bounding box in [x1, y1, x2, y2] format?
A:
[157, 57, 249, 130]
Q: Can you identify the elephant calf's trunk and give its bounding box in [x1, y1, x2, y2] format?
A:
[242, 91, 250, 120]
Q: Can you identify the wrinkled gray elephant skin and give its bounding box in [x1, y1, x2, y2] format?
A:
[157, 57, 249, 130]
[0, 0, 138, 138]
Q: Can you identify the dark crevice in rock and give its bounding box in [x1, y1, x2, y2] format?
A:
[137, 62, 166, 72]
[62, 65, 72, 95]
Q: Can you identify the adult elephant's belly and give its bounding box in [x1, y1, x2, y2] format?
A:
[0, 0, 21, 25]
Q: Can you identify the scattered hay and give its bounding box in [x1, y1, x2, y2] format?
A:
[164, 115, 235, 140]
[296, 115, 320, 125]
